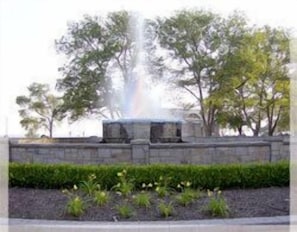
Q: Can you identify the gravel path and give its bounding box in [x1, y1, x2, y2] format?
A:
[9, 187, 289, 222]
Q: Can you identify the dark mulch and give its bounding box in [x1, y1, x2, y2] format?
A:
[9, 187, 289, 221]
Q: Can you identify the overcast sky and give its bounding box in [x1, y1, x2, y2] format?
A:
[0, 0, 296, 137]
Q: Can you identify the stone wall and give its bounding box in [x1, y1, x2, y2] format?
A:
[9, 136, 289, 165]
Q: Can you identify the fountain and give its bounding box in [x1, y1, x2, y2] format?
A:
[102, 12, 182, 144]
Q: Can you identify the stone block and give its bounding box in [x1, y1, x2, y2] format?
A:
[158, 150, 171, 157]
[37, 149, 50, 155]
[149, 149, 159, 158]
[236, 147, 249, 156]
[10, 148, 25, 156]
[78, 149, 92, 160]
[215, 147, 231, 156]
[149, 157, 161, 164]
[133, 124, 150, 139]
[11, 153, 32, 163]
[114, 151, 131, 162]
[33, 155, 47, 163]
[98, 148, 111, 158]
[51, 149, 65, 159]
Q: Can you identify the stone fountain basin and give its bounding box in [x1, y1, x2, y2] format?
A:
[102, 119, 182, 143]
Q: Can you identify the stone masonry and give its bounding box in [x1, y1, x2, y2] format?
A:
[9, 136, 289, 165]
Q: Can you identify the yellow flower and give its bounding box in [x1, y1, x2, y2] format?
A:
[73, 185, 78, 190]
[100, 191, 106, 197]
[148, 183, 153, 188]
[62, 189, 67, 194]
[207, 189, 213, 197]
[117, 172, 123, 177]
[177, 184, 182, 189]
[185, 181, 191, 187]
[89, 174, 96, 180]
[142, 183, 146, 188]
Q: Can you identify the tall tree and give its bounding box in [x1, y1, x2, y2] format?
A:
[16, 83, 65, 137]
[56, 11, 162, 120]
[157, 10, 248, 136]
[56, 14, 117, 120]
[219, 26, 290, 136]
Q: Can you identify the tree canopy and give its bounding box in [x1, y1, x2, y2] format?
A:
[53, 9, 290, 136]
[55, 11, 162, 120]
[16, 83, 65, 137]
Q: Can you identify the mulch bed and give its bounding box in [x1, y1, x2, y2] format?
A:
[9, 187, 289, 221]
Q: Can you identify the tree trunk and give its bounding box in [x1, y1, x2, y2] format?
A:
[238, 126, 242, 135]
[203, 124, 213, 136]
[49, 120, 53, 138]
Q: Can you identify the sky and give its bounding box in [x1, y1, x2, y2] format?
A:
[0, 0, 296, 137]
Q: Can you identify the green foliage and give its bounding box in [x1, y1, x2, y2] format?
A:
[157, 10, 249, 136]
[116, 204, 134, 218]
[158, 201, 174, 218]
[66, 196, 84, 217]
[205, 188, 229, 217]
[16, 83, 65, 137]
[176, 181, 199, 206]
[154, 176, 173, 198]
[217, 26, 290, 136]
[55, 11, 161, 120]
[112, 169, 134, 197]
[133, 192, 151, 208]
[53, 9, 290, 135]
[79, 173, 99, 196]
[62, 185, 85, 217]
[9, 162, 289, 190]
[93, 190, 109, 206]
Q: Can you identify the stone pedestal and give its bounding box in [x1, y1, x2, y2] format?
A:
[131, 139, 150, 164]
[102, 119, 182, 143]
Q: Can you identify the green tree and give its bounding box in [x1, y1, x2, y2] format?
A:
[55, 11, 161, 120]
[157, 10, 248, 136]
[16, 83, 65, 137]
[219, 26, 290, 136]
[56, 14, 117, 120]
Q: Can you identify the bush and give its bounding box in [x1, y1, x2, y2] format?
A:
[9, 161, 289, 190]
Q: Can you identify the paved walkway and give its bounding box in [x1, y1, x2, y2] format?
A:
[4, 216, 296, 232]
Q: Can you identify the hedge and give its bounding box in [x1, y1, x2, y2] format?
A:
[9, 161, 289, 190]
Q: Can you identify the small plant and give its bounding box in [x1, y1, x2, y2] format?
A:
[62, 185, 85, 217]
[205, 188, 230, 217]
[112, 169, 134, 197]
[80, 173, 99, 196]
[176, 181, 199, 206]
[133, 192, 151, 208]
[154, 176, 172, 198]
[158, 201, 174, 218]
[66, 196, 84, 217]
[94, 190, 109, 206]
[117, 204, 134, 218]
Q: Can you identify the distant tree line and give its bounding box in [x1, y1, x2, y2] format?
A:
[16, 10, 290, 137]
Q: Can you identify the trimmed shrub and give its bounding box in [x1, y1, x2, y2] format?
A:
[9, 161, 289, 190]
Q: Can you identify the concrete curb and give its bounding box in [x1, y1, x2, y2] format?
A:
[5, 215, 293, 232]
[6, 215, 290, 226]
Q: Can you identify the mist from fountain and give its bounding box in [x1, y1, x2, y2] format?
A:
[121, 12, 171, 120]
[102, 12, 182, 144]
